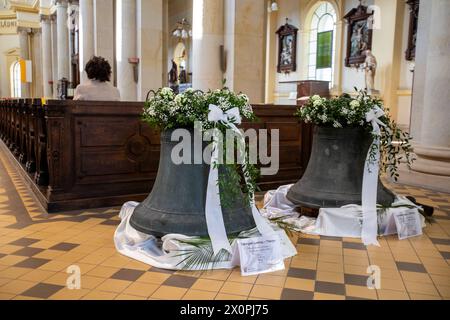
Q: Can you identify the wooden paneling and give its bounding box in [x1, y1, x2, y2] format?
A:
[0, 99, 312, 212]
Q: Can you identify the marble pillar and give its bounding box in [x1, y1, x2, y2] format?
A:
[94, 0, 115, 82]
[79, 0, 94, 83]
[409, 0, 450, 178]
[136, 0, 164, 100]
[56, 0, 70, 82]
[18, 28, 30, 98]
[41, 15, 53, 98]
[192, 0, 224, 91]
[51, 15, 58, 98]
[224, 0, 265, 103]
[116, 0, 137, 101]
[32, 29, 43, 98]
[265, 7, 277, 104]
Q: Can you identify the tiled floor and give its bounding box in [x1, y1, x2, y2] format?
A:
[0, 149, 449, 300]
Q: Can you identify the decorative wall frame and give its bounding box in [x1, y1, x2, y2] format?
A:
[344, 4, 374, 67]
[276, 19, 298, 73]
[405, 0, 420, 61]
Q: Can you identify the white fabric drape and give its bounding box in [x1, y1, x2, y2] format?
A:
[114, 202, 297, 271]
[259, 185, 425, 238]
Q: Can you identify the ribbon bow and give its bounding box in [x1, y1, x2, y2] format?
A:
[208, 104, 242, 125]
[361, 106, 386, 247]
[365, 106, 386, 136]
[205, 104, 273, 255]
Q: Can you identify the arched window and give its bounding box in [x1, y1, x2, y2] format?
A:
[308, 2, 337, 86]
[10, 61, 21, 98]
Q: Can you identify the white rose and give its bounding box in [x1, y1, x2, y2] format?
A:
[350, 100, 360, 109]
[313, 100, 322, 107]
[161, 87, 172, 95]
[311, 95, 321, 101]
[333, 121, 342, 128]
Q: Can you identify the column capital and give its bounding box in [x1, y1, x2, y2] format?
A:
[54, 0, 69, 8]
[40, 14, 52, 22]
[32, 28, 42, 35]
[17, 27, 32, 35]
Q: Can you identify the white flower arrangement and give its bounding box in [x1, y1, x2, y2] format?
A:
[143, 87, 255, 130]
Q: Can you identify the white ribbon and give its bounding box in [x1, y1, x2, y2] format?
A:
[206, 104, 274, 255]
[361, 106, 386, 246]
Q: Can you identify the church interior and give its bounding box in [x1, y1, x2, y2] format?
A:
[0, 0, 449, 301]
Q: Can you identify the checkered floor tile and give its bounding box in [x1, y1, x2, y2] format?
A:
[0, 148, 449, 300]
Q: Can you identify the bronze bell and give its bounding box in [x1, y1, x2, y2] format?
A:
[287, 126, 395, 209]
[130, 128, 256, 237]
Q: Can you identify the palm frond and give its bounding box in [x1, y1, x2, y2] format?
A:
[172, 239, 233, 270]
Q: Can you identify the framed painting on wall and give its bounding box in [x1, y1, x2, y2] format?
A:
[276, 20, 298, 73]
[344, 4, 374, 67]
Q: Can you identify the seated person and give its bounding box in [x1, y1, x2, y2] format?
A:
[74, 56, 121, 101]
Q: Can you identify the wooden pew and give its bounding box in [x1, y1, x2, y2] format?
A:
[0, 99, 311, 212]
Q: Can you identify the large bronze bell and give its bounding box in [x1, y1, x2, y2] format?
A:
[287, 126, 395, 209]
[130, 128, 256, 237]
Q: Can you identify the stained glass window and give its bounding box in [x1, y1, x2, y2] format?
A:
[308, 2, 337, 86]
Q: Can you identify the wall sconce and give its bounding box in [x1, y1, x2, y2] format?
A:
[128, 57, 140, 83]
[267, 1, 279, 13]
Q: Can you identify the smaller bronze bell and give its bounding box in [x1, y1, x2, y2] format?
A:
[130, 128, 256, 237]
[287, 126, 395, 209]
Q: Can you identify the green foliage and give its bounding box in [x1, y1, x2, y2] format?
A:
[174, 237, 235, 271]
[142, 87, 208, 130]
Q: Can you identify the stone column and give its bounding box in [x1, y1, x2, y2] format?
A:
[136, 0, 164, 100]
[32, 29, 43, 98]
[224, 0, 265, 102]
[192, 0, 224, 91]
[116, 0, 137, 101]
[51, 15, 58, 98]
[41, 15, 53, 98]
[410, 0, 450, 179]
[79, 0, 94, 83]
[18, 27, 30, 98]
[56, 0, 70, 82]
[94, 0, 115, 82]
[265, 6, 277, 104]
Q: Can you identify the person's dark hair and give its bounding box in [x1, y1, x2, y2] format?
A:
[85, 56, 112, 82]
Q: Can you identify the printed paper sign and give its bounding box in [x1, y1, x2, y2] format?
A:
[237, 234, 285, 276]
[393, 209, 423, 240]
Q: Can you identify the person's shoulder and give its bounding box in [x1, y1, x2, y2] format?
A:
[75, 83, 89, 92]
[106, 82, 120, 95]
